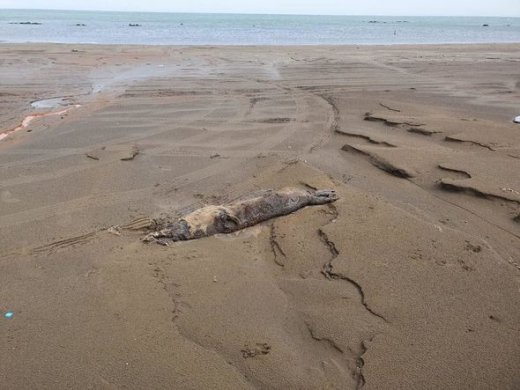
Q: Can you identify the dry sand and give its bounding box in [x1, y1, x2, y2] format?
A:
[0, 43, 519, 389]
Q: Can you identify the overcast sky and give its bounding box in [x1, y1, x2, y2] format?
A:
[2, 0, 519, 17]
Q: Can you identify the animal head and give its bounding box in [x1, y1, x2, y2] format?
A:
[311, 189, 338, 204]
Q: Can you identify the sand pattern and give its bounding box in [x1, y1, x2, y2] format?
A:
[0, 43, 519, 389]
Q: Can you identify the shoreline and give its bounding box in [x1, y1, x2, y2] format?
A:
[3, 9, 519, 17]
[2, 41, 520, 47]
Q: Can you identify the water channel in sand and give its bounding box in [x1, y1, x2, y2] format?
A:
[0, 100, 80, 142]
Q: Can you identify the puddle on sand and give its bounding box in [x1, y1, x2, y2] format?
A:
[31, 97, 74, 109]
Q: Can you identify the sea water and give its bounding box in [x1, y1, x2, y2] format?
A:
[1, 9, 520, 45]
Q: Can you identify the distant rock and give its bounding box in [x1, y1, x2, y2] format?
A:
[76, 23, 86, 27]
[482, 24, 489, 27]
[9, 22, 42, 25]
[129, 23, 141, 27]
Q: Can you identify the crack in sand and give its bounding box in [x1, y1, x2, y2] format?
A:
[444, 136, 496, 151]
[341, 144, 414, 178]
[270, 224, 287, 267]
[438, 164, 472, 179]
[379, 102, 401, 112]
[319, 227, 388, 323]
[364, 112, 425, 127]
[336, 129, 397, 147]
[304, 321, 344, 353]
[408, 179, 520, 246]
[267, 202, 383, 387]
[407, 127, 442, 136]
[315, 208, 388, 389]
[439, 179, 520, 206]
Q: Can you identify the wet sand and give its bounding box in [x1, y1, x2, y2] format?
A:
[1, 43, 519, 389]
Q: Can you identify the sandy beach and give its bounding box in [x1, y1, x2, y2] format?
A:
[1, 43, 519, 389]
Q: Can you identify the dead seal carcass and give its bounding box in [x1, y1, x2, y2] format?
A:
[144, 187, 338, 243]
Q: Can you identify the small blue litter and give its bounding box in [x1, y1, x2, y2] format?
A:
[4, 312, 14, 319]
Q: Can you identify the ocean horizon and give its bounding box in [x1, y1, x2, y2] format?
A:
[1, 8, 520, 45]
